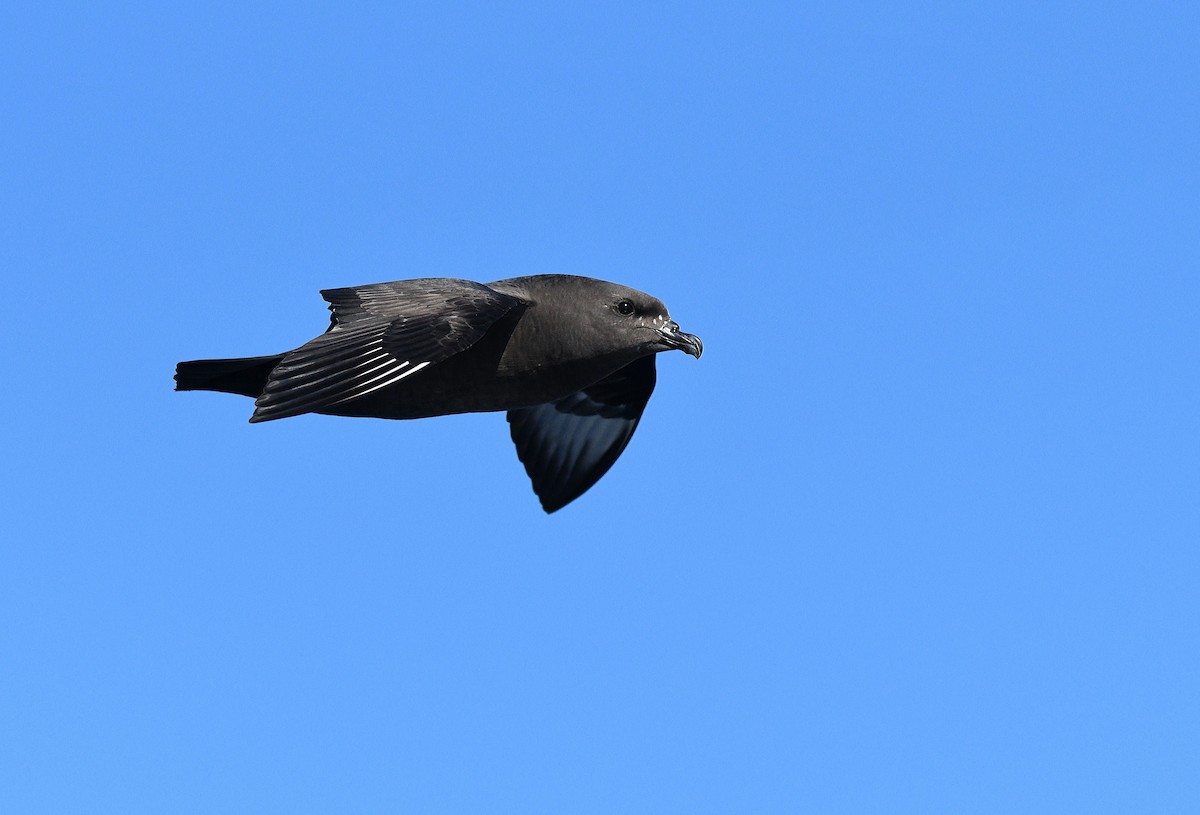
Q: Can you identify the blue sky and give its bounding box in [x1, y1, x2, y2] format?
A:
[3, 2, 1198, 812]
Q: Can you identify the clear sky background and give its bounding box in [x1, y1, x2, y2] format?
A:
[3, 2, 1198, 813]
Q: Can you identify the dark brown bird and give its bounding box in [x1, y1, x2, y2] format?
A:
[175, 274, 703, 512]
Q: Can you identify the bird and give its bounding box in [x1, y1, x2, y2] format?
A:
[175, 274, 703, 513]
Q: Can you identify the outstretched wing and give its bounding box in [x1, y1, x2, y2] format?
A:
[251, 279, 524, 423]
[507, 355, 656, 513]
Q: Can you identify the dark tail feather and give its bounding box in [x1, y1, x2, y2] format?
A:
[174, 354, 283, 397]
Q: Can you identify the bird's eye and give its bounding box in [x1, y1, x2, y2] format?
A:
[616, 300, 636, 315]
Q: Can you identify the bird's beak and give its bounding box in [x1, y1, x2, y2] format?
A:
[656, 322, 704, 359]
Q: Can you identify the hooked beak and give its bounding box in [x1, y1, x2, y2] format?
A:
[656, 321, 704, 359]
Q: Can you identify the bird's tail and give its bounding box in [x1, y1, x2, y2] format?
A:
[174, 354, 283, 397]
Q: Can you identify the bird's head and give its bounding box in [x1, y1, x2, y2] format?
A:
[563, 277, 704, 361]
[599, 288, 703, 361]
[490, 274, 703, 373]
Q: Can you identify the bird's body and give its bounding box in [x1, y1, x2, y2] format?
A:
[176, 274, 702, 512]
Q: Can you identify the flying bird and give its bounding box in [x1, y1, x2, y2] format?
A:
[175, 274, 703, 512]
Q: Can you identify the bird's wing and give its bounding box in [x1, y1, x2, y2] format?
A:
[506, 355, 656, 513]
[251, 280, 524, 423]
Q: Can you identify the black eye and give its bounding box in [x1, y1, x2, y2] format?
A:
[616, 300, 635, 315]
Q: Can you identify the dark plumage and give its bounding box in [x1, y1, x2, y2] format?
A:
[175, 274, 703, 512]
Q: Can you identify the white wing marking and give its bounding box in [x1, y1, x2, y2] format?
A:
[330, 360, 432, 404]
